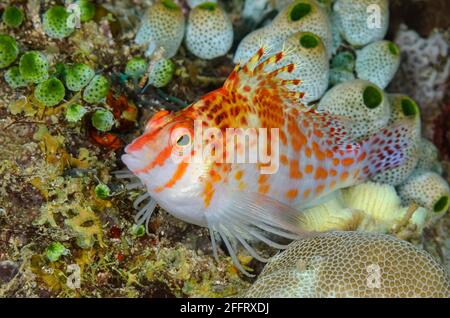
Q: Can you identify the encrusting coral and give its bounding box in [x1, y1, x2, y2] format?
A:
[244, 231, 450, 297]
[390, 24, 450, 111]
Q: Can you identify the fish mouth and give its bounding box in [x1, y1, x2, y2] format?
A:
[121, 152, 146, 173]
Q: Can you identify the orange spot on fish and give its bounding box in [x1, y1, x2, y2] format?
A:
[133, 146, 172, 174]
[316, 184, 325, 195]
[203, 182, 215, 208]
[285, 189, 298, 200]
[303, 189, 311, 199]
[313, 129, 323, 138]
[312, 142, 325, 161]
[280, 131, 288, 145]
[305, 164, 314, 174]
[341, 158, 354, 166]
[330, 180, 336, 189]
[210, 169, 222, 183]
[165, 162, 189, 188]
[305, 147, 312, 158]
[280, 154, 289, 165]
[357, 152, 367, 162]
[340, 171, 349, 182]
[235, 170, 244, 181]
[258, 174, 269, 184]
[258, 184, 270, 194]
[314, 166, 328, 180]
[289, 160, 303, 179]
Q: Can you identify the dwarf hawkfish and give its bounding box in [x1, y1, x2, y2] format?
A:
[119, 48, 413, 276]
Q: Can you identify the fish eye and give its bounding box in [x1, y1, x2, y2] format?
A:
[176, 134, 191, 146]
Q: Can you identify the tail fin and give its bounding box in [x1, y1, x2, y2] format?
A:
[360, 119, 416, 180]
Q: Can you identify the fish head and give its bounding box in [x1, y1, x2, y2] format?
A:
[122, 109, 208, 226]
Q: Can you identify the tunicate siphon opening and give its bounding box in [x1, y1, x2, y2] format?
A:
[388, 42, 400, 56]
[162, 0, 179, 10]
[300, 33, 319, 49]
[290, 3, 312, 21]
[433, 196, 449, 213]
[20, 52, 40, 73]
[363, 85, 382, 109]
[198, 2, 217, 11]
[401, 98, 419, 117]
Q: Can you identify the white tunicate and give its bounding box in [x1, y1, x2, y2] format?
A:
[318, 79, 391, 140]
[333, 0, 389, 47]
[135, 2, 185, 58]
[355, 41, 401, 89]
[185, 3, 234, 60]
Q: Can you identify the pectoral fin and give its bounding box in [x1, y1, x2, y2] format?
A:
[206, 190, 317, 277]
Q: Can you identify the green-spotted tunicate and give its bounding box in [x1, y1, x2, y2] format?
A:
[19, 51, 49, 83]
[2, 6, 24, 28]
[147, 58, 175, 88]
[42, 6, 75, 39]
[91, 109, 115, 131]
[4, 66, 27, 88]
[0, 34, 19, 68]
[235, 0, 333, 64]
[65, 103, 87, 123]
[34, 77, 66, 107]
[125, 57, 148, 81]
[83, 75, 110, 103]
[65, 63, 95, 92]
[77, 0, 96, 22]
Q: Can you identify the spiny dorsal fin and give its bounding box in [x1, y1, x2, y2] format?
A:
[223, 47, 358, 151]
[223, 47, 306, 102]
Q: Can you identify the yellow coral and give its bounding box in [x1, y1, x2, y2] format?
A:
[298, 182, 428, 237]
